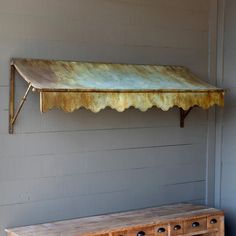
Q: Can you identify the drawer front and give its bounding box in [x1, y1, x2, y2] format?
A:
[112, 231, 127, 236]
[207, 215, 221, 230]
[154, 225, 168, 236]
[127, 227, 154, 236]
[169, 222, 184, 235]
[93, 234, 109, 236]
[184, 217, 207, 234]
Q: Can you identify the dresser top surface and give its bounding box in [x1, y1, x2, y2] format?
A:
[6, 203, 223, 236]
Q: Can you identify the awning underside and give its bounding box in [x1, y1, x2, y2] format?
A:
[12, 59, 224, 113]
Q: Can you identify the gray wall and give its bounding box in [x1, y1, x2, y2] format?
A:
[218, 0, 236, 235]
[0, 1, 212, 236]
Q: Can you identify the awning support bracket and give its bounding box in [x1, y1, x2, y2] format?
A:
[180, 107, 193, 128]
[9, 65, 32, 134]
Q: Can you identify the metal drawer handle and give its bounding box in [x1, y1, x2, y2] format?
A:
[157, 228, 166, 233]
[192, 222, 200, 228]
[210, 219, 218, 224]
[137, 231, 145, 236]
[174, 225, 181, 231]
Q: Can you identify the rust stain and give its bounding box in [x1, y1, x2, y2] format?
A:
[40, 91, 224, 113]
[12, 58, 224, 113]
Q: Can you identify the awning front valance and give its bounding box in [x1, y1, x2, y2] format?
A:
[9, 58, 224, 133]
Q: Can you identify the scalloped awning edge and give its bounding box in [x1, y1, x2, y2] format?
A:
[40, 91, 224, 113]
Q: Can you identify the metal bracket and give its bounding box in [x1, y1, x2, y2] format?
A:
[9, 65, 32, 134]
[180, 107, 193, 128]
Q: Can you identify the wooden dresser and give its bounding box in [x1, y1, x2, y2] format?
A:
[5, 204, 224, 236]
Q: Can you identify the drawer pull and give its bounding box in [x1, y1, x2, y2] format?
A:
[137, 231, 145, 236]
[192, 222, 200, 228]
[157, 228, 166, 233]
[173, 225, 181, 231]
[210, 219, 218, 224]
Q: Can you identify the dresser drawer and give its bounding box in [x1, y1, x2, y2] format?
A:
[184, 217, 207, 234]
[207, 215, 221, 230]
[154, 225, 168, 236]
[112, 231, 127, 236]
[127, 227, 154, 236]
[169, 221, 184, 235]
[93, 234, 109, 236]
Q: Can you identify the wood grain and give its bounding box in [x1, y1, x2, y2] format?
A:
[5, 204, 224, 236]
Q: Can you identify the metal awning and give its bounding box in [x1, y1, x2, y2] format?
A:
[9, 58, 224, 133]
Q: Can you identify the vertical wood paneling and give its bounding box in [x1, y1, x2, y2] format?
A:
[205, 0, 218, 206]
[0, 1, 211, 236]
[217, 0, 236, 235]
[215, 0, 225, 209]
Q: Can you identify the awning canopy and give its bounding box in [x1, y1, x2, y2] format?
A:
[9, 58, 224, 133]
[12, 58, 224, 113]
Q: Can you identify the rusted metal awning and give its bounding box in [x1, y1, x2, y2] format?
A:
[9, 58, 224, 133]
